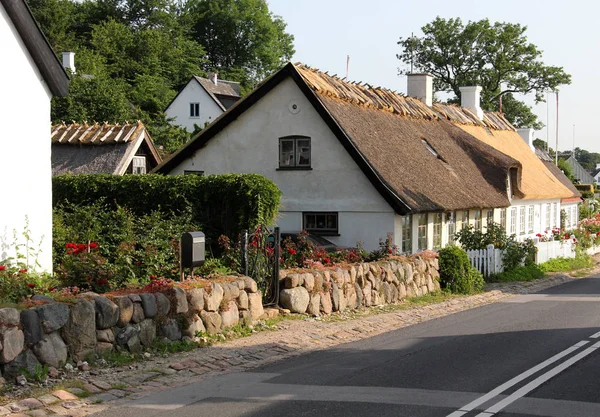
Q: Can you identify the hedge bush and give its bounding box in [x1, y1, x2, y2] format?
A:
[438, 245, 484, 294]
[53, 174, 281, 241]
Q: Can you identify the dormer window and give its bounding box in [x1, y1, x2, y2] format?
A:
[278, 136, 311, 169]
[422, 139, 447, 163]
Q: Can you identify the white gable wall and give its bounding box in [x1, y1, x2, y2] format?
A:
[168, 77, 396, 250]
[0, 3, 53, 271]
[165, 79, 224, 132]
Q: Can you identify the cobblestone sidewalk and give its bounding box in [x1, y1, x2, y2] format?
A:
[0, 272, 589, 417]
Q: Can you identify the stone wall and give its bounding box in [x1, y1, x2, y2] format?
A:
[279, 257, 440, 315]
[0, 278, 263, 382]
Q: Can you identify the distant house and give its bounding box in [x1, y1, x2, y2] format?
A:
[1, 0, 69, 271]
[566, 156, 595, 185]
[165, 73, 241, 132]
[434, 91, 577, 239]
[155, 63, 520, 253]
[51, 121, 161, 175]
[591, 163, 600, 183]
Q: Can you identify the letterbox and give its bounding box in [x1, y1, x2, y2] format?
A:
[181, 232, 205, 268]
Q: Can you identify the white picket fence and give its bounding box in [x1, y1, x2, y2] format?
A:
[466, 240, 576, 277]
[466, 244, 504, 277]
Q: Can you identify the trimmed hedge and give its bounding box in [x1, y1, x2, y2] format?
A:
[53, 174, 282, 240]
[438, 245, 485, 294]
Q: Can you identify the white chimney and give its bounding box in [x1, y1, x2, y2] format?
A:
[459, 86, 483, 120]
[517, 128, 536, 152]
[62, 52, 75, 73]
[596, 163, 600, 169]
[407, 73, 433, 107]
[209, 72, 218, 85]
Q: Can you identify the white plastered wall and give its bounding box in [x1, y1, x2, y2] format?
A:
[165, 78, 224, 132]
[0, 3, 53, 271]
[168, 77, 396, 250]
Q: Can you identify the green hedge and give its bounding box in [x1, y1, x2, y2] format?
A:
[53, 174, 282, 240]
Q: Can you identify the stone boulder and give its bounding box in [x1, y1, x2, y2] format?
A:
[0, 308, 20, 326]
[138, 319, 156, 346]
[186, 288, 204, 312]
[182, 314, 205, 338]
[220, 301, 239, 328]
[331, 283, 340, 312]
[36, 303, 69, 334]
[139, 293, 158, 318]
[247, 292, 264, 321]
[33, 332, 67, 368]
[0, 327, 24, 363]
[243, 277, 258, 293]
[96, 329, 114, 344]
[165, 288, 188, 314]
[204, 283, 224, 312]
[303, 274, 315, 292]
[2, 350, 40, 380]
[320, 292, 332, 315]
[20, 309, 43, 347]
[285, 274, 303, 289]
[280, 287, 310, 314]
[307, 293, 320, 316]
[113, 296, 133, 326]
[159, 319, 182, 341]
[116, 325, 142, 353]
[131, 303, 145, 324]
[154, 293, 171, 316]
[61, 299, 96, 361]
[200, 311, 222, 335]
[95, 296, 119, 329]
[354, 283, 363, 307]
[236, 290, 249, 310]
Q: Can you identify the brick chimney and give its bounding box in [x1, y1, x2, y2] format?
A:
[62, 52, 75, 73]
[209, 72, 218, 85]
[459, 86, 483, 120]
[407, 73, 433, 107]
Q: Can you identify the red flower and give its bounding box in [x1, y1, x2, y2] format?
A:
[388, 249, 393, 254]
[48, 287, 56, 292]
[87, 276, 93, 281]
[535, 233, 542, 238]
[0, 265, 5, 271]
[89, 242, 98, 249]
[19, 269, 27, 274]
[27, 283, 35, 288]
[287, 248, 297, 255]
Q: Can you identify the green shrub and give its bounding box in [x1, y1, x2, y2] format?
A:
[491, 264, 544, 282]
[438, 245, 484, 294]
[52, 174, 281, 242]
[539, 254, 593, 273]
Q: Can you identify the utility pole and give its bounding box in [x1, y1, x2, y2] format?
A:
[546, 92, 550, 152]
[555, 91, 559, 166]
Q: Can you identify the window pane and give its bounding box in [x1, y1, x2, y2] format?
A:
[296, 139, 311, 166]
[280, 139, 295, 167]
[402, 215, 412, 253]
[326, 214, 337, 229]
[305, 214, 316, 229]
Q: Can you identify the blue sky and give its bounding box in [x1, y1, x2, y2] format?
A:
[268, 0, 599, 153]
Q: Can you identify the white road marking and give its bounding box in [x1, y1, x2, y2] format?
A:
[446, 340, 590, 416]
[589, 330, 600, 339]
[475, 341, 600, 416]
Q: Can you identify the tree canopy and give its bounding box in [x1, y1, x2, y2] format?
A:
[397, 17, 571, 129]
[29, 0, 294, 154]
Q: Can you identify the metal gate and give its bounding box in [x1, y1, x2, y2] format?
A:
[240, 225, 280, 306]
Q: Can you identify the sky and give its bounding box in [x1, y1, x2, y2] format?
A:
[268, 0, 600, 154]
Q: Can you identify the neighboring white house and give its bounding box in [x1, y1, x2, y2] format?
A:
[434, 89, 579, 240]
[155, 63, 520, 253]
[165, 74, 241, 132]
[591, 163, 600, 184]
[0, 0, 69, 271]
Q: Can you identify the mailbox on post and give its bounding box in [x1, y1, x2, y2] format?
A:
[181, 231, 205, 269]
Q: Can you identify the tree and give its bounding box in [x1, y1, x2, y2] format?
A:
[186, 0, 295, 88]
[557, 159, 576, 183]
[397, 17, 571, 129]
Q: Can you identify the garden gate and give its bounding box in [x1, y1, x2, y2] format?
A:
[241, 226, 280, 306]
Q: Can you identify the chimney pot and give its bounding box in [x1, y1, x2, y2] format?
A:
[62, 51, 75, 73]
[209, 72, 218, 85]
[407, 73, 433, 107]
[517, 128, 535, 152]
[459, 86, 483, 120]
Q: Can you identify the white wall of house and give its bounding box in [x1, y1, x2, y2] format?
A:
[168, 77, 396, 251]
[165, 78, 224, 132]
[0, 3, 53, 271]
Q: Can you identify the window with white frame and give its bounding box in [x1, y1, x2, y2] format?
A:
[474, 210, 482, 231]
[528, 205, 534, 233]
[447, 212, 456, 243]
[433, 213, 442, 250]
[486, 209, 494, 229]
[565, 207, 571, 229]
[500, 208, 507, 230]
[545, 204, 551, 231]
[510, 207, 517, 235]
[462, 210, 470, 229]
[279, 136, 311, 168]
[189, 102, 199, 117]
[519, 206, 526, 235]
[572, 207, 578, 227]
[303, 212, 338, 235]
[132, 156, 146, 175]
[417, 214, 428, 251]
[552, 203, 558, 228]
[401, 215, 412, 254]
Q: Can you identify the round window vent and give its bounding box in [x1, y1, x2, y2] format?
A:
[288, 101, 300, 114]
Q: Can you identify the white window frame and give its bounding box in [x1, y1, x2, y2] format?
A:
[279, 136, 311, 168]
[132, 156, 146, 175]
[401, 215, 412, 254]
[552, 203, 558, 228]
[545, 204, 551, 231]
[190, 102, 200, 118]
[519, 206, 526, 235]
[500, 208, 507, 230]
[417, 214, 428, 251]
[447, 212, 456, 244]
[433, 213, 442, 250]
[474, 209, 482, 231]
[528, 205, 534, 233]
[510, 207, 517, 235]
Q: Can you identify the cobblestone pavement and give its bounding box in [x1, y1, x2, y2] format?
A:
[0, 272, 591, 417]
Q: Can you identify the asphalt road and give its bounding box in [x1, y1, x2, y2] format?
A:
[93, 277, 600, 417]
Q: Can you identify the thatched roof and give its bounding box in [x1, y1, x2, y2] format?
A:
[294, 64, 519, 212]
[51, 121, 161, 175]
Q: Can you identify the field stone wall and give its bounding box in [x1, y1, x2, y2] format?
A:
[279, 257, 440, 315]
[0, 277, 263, 383]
